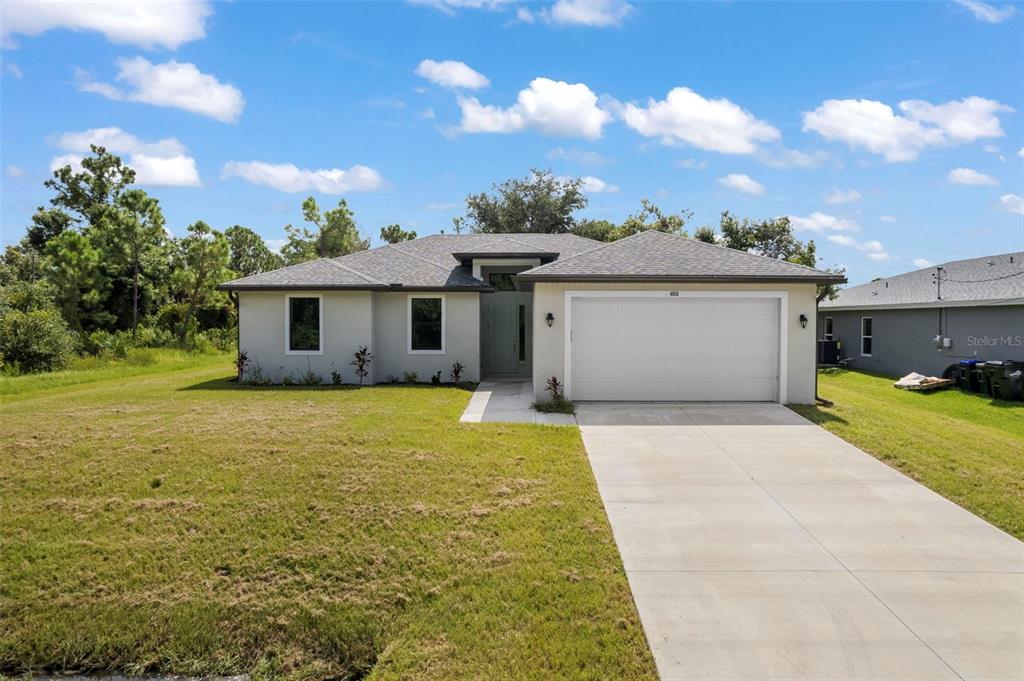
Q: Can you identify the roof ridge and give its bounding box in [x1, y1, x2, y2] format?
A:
[649, 229, 835, 276]
[387, 242, 457, 273]
[522, 229, 667, 275]
[324, 256, 385, 285]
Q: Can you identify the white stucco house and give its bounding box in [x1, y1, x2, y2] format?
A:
[218, 230, 845, 403]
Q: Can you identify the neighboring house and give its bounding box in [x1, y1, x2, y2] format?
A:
[818, 251, 1024, 377]
[219, 230, 844, 403]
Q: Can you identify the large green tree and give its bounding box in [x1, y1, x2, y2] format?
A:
[379, 224, 417, 244]
[46, 145, 135, 229]
[714, 211, 845, 302]
[43, 230, 108, 332]
[171, 221, 232, 342]
[25, 208, 75, 251]
[281, 197, 370, 265]
[225, 225, 284, 276]
[97, 189, 166, 333]
[454, 169, 588, 234]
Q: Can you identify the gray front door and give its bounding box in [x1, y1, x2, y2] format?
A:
[482, 293, 531, 378]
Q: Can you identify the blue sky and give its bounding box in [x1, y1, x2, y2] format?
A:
[1, 0, 1022, 284]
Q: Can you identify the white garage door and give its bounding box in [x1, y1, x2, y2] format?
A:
[570, 296, 780, 401]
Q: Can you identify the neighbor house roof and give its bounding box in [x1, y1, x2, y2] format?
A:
[218, 233, 599, 291]
[517, 230, 847, 284]
[820, 251, 1024, 310]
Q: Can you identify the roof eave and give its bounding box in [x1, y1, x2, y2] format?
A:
[217, 284, 494, 292]
[820, 297, 1024, 311]
[517, 274, 847, 284]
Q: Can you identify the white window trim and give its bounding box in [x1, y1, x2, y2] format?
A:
[824, 316, 834, 341]
[408, 293, 446, 355]
[861, 316, 872, 357]
[563, 290, 789, 403]
[285, 293, 324, 356]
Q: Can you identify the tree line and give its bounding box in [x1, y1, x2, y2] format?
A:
[1, 154, 839, 375]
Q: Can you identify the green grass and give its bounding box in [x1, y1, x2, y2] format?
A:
[0, 348, 232, 397]
[0, 357, 656, 681]
[791, 369, 1024, 539]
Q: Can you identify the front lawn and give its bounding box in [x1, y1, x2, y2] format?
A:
[791, 369, 1024, 539]
[0, 355, 656, 680]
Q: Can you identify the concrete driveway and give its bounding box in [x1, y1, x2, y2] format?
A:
[578, 402, 1024, 681]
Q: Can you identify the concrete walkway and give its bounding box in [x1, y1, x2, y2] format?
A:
[578, 402, 1024, 681]
[459, 380, 575, 425]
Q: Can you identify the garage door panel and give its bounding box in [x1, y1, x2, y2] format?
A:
[570, 296, 780, 402]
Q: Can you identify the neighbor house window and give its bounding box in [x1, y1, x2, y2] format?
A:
[861, 317, 872, 356]
[286, 295, 323, 355]
[408, 294, 445, 353]
[824, 317, 834, 341]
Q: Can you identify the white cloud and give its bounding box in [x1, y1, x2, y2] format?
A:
[222, 161, 385, 194]
[265, 238, 287, 254]
[824, 188, 862, 204]
[77, 57, 244, 124]
[982, 144, 1000, 154]
[757, 147, 826, 168]
[948, 167, 998, 186]
[547, 146, 610, 165]
[3, 62, 22, 78]
[827, 234, 890, 260]
[899, 97, 1011, 142]
[1018, 147, 1024, 158]
[458, 77, 611, 139]
[789, 212, 859, 233]
[717, 173, 764, 196]
[5, 165, 24, 178]
[51, 127, 201, 187]
[913, 258, 935, 268]
[557, 175, 619, 193]
[880, 215, 897, 223]
[674, 158, 708, 170]
[954, 0, 1016, 23]
[424, 202, 457, 211]
[1, 0, 211, 49]
[623, 87, 780, 154]
[999, 193, 1024, 215]
[415, 59, 489, 90]
[409, 0, 514, 15]
[515, 6, 536, 22]
[545, 0, 633, 27]
[802, 96, 1012, 162]
[420, 107, 436, 119]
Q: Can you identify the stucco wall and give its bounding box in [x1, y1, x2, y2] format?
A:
[818, 305, 1024, 377]
[532, 282, 819, 404]
[371, 291, 481, 383]
[238, 290, 373, 383]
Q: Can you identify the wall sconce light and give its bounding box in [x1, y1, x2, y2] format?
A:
[545, 312, 555, 328]
[799, 314, 808, 329]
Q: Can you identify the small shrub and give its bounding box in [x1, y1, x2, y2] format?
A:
[403, 371, 419, 384]
[386, 374, 399, 384]
[125, 348, 158, 366]
[331, 370, 343, 385]
[430, 370, 442, 385]
[149, 477, 162, 489]
[546, 376, 565, 401]
[245, 362, 271, 386]
[0, 307, 78, 374]
[534, 398, 575, 414]
[235, 349, 250, 381]
[450, 361, 465, 383]
[351, 345, 373, 385]
[282, 375, 296, 386]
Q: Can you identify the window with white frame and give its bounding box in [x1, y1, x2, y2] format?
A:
[824, 316, 834, 341]
[861, 316, 872, 356]
[408, 294, 445, 353]
[286, 295, 323, 354]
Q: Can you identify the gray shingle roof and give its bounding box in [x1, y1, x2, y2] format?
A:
[820, 251, 1024, 309]
[218, 233, 600, 290]
[518, 230, 846, 283]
